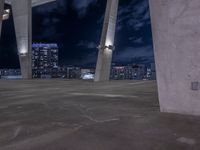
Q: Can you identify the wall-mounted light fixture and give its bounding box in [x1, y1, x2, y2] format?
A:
[105, 45, 115, 51]
[3, 9, 10, 20]
[19, 52, 27, 57]
[19, 46, 28, 56]
[97, 45, 115, 51]
[18, 38, 29, 56]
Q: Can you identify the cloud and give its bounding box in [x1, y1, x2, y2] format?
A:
[129, 37, 143, 44]
[72, 0, 97, 17]
[42, 17, 60, 26]
[81, 46, 154, 65]
[77, 40, 97, 49]
[114, 46, 154, 62]
[117, 0, 150, 31]
[81, 51, 98, 65]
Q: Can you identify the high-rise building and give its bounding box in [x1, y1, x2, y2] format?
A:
[146, 63, 156, 80]
[66, 67, 81, 79]
[132, 64, 146, 80]
[32, 43, 59, 78]
[111, 66, 126, 80]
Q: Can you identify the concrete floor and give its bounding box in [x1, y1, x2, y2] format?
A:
[0, 80, 200, 150]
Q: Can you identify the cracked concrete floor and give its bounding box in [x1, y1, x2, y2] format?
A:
[0, 80, 200, 150]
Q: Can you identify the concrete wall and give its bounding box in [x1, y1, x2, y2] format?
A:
[95, 0, 119, 81]
[12, 0, 32, 79]
[0, 0, 4, 38]
[149, 0, 200, 115]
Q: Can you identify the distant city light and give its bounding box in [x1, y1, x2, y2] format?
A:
[82, 73, 94, 80]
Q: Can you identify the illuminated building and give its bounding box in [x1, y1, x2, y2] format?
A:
[110, 65, 146, 80]
[32, 43, 58, 78]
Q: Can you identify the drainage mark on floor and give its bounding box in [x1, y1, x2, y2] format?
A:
[177, 137, 196, 145]
[128, 81, 152, 85]
[82, 115, 120, 123]
[70, 93, 138, 98]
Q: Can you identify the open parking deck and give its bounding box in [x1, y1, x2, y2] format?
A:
[0, 80, 200, 150]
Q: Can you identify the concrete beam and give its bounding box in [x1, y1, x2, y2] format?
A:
[32, 0, 56, 7]
[0, 0, 4, 39]
[94, 0, 119, 82]
[5, 0, 56, 7]
[12, 0, 32, 79]
[149, 0, 200, 115]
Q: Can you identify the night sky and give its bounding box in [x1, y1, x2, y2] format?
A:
[0, 0, 154, 68]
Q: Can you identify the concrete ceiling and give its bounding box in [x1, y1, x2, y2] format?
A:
[5, 0, 56, 7]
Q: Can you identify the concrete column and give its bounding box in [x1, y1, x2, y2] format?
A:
[94, 0, 119, 82]
[149, 0, 200, 115]
[0, 0, 4, 38]
[12, 0, 32, 79]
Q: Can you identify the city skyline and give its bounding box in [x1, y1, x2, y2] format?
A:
[0, 0, 153, 68]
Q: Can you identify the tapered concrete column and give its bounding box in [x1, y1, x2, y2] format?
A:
[0, 0, 4, 38]
[149, 0, 200, 115]
[94, 0, 119, 82]
[12, 0, 32, 79]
